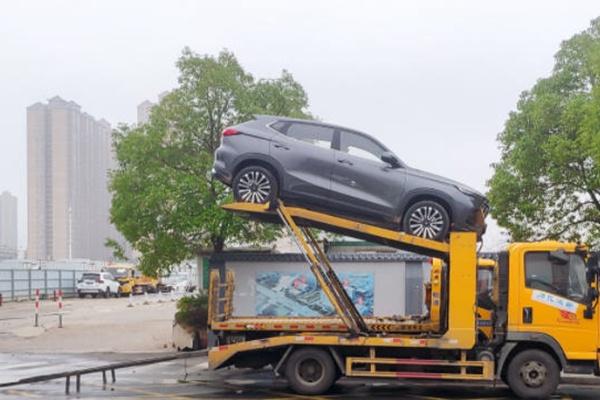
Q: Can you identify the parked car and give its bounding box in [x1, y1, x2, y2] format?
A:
[76, 272, 120, 298]
[213, 116, 489, 241]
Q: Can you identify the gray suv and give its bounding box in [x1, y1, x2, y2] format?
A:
[213, 116, 488, 241]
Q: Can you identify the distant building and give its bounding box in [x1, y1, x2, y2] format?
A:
[26, 96, 122, 261]
[137, 91, 169, 125]
[137, 100, 154, 125]
[0, 191, 17, 259]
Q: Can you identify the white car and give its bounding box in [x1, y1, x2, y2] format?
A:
[76, 272, 120, 298]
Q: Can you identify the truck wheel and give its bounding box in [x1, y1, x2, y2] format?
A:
[285, 347, 336, 395]
[506, 349, 559, 399]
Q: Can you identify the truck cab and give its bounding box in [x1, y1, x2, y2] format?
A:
[494, 242, 599, 397]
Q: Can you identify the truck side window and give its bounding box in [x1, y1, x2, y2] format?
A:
[525, 252, 587, 303]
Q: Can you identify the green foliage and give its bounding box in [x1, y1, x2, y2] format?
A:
[175, 293, 209, 329]
[110, 48, 311, 276]
[488, 18, 600, 245]
[104, 238, 129, 262]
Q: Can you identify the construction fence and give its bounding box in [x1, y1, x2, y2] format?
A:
[0, 269, 85, 302]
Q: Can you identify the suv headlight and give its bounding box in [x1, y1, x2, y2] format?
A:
[455, 185, 479, 197]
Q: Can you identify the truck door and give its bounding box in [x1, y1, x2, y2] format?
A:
[518, 249, 598, 361]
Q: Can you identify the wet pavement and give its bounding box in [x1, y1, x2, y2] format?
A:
[3, 353, 600, 399]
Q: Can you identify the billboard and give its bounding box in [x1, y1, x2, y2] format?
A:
[255, 271, 374, 317]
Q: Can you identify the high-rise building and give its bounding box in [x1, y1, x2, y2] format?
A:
[0, 191, 17, 260]
[137, 91, 169, 125]
[27, 96, 120, 261]
[137, 100, 154, 125]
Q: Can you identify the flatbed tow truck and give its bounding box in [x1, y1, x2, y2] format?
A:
[207, 200, 600, 399]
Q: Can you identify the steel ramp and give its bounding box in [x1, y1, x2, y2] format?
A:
[274, 202, 369, 336]
[222, 201, 450, 259]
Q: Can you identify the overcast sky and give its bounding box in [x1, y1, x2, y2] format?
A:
[1, 0, 599, 251]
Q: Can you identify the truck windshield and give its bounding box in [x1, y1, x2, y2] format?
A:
[525, 252, 588, 303]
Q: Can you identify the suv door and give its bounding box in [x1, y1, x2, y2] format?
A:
[517, 250, 598, 361]
[330, 130, 406, 223]
[270, 122, 336, 206]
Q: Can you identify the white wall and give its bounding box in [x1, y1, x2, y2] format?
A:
[227, 260, 406, 317]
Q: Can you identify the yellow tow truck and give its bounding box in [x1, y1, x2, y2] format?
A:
[207, 200, 600, 399]
[106, 265, 159, 296]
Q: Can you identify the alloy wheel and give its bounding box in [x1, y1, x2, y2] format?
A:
[237, 170, 272, 203]
[408, 205, 445, 239]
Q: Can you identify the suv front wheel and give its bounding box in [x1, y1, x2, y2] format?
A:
[402, 200, 450, 241]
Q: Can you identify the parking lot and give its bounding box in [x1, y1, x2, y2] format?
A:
[0, 295, 178, 354]
[3, 354, 600, 400]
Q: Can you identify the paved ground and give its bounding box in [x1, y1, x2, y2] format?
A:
[0, 295, 179, 354]
[3, 354, 600, 400]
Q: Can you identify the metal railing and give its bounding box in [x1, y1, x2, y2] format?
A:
[0, 269, 85, 302]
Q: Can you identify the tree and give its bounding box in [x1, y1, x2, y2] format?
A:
[488, 18, 600, 245]
[110, 48, 311, 276]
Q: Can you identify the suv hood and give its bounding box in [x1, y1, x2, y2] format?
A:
[405, 167, 486, 199]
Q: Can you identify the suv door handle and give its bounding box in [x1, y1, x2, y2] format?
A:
[273, 143, 290, 150]
[337, 159, 353, 166]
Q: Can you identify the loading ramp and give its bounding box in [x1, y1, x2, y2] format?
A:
[221, 200, 459, 337]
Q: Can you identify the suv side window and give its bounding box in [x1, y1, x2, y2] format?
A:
[340, 130, 385, 163]
[285, 123, 334, 149]
[525, 252, 588, 303]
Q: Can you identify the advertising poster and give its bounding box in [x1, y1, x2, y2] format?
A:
[255, 271, 374, 317]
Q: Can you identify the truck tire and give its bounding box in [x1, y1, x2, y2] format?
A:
[285, 347, 336, 395]
[506, 349, 559, 399]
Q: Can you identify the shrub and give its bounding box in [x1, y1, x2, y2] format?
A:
[175, 292, 209, 330]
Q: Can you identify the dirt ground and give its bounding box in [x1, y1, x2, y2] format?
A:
[0, 295, 178, 353]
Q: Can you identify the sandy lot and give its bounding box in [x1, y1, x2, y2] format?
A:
[0, 295, 178, 353]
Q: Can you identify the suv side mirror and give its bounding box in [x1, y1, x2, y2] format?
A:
[381, 151, 400, 168]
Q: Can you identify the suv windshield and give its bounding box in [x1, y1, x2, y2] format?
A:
[82, 273, 100, 281]
[525, 252, 588, 303]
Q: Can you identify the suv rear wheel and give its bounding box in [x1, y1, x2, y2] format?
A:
[233, 166, 278, 204]
[402, 200, 450, 241]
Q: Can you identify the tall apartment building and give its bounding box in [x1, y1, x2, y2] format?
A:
[0, 191, 18, 260]
[137, 91, 169, 125]
[27, 96, 120, 261]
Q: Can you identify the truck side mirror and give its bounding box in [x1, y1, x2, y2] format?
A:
[381, 151, 401, 168]
[584, 287, 599, 319]
[586, 253, 600, 283]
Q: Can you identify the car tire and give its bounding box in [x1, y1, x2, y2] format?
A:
[402, 200, 450, 241]
[284, 347, 336, 395]
[506, 349, 560, 399]
[92, 293, 98, 298]
[78, 291, 84, 299]
[104, 288, 111, 298]
[232, 166, 278, 204]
